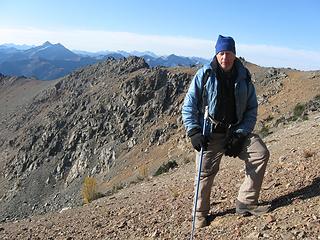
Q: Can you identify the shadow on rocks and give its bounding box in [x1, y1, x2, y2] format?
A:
[269, 176, 320, 211]
[203, 177, 319, 224]
[207, 208, 236, 224]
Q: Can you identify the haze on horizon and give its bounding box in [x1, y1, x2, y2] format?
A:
[1, 0, 320, 71]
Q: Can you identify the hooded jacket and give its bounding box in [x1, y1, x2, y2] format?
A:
[182, 58, 258, 137]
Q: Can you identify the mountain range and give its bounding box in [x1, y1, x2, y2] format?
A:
[0, 42, 209, 80]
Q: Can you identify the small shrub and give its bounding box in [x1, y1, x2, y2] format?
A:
[303, 149, 315, 158]
[129, 179, 139, 185]
[153, 160, 178, 176]
[259, 124, 270, 138]
[111, 183, 125, 194]
[183, 156, 192, 164]
[292, 103, 306, 120]
[275, 116, 286, 127]
[314, 94, 320, 101]
[112, 183, 124, 192]
[104, 183, 125, 197]
[265, 115, 274, 122]
[137, 165, 149, 181]
[82, 176, 100, 204]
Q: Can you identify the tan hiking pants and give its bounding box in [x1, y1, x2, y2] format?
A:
[195, 133, 270, 217]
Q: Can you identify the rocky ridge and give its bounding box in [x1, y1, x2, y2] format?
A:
[0, 57, 195, 220]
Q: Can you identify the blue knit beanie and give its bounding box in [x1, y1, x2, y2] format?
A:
[215, 35, 236, 55]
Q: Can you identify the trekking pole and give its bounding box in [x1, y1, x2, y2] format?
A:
[190, 106, 209, 240]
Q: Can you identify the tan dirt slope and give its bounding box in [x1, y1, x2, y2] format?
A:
[258, 70, 320, 120]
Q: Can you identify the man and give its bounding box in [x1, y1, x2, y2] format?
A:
[182, 35, 270, 228]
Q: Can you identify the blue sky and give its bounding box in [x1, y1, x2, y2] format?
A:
[1, 0, 320, 70]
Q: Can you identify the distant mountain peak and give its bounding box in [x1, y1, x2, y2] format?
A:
[42, 41, 53, 47]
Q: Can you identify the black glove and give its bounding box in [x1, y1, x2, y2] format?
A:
[224, 132, 247, 158]
[188, 128, 207, 152]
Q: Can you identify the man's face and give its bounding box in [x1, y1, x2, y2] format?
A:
[216, 51, 236, 72]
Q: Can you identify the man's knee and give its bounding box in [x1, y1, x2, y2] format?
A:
[258, 140, 270, 163]
[200, 165, 220, 179]
[250, 134, 270, 161]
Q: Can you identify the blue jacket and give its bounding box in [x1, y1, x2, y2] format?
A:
[182, 59, 258, 136]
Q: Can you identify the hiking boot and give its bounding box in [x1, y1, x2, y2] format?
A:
[194, 216, 208, 229]
[236, 199, 270, 216]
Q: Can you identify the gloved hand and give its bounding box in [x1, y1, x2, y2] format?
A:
[188, 128, 207, 152]
[224, 132, 247, 158]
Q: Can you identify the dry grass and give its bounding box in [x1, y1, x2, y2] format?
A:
[82, 176, 99, 204]
[168, 186, 180, 199]
[137, 165, 149, 181]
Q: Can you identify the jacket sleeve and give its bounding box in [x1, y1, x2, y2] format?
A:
[235, 81, 258, 135]
[181, 69, 204, 134]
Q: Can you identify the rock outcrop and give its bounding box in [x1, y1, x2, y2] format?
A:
[0, 57, 194, 220]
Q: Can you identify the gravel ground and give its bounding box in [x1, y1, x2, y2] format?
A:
[1, 114, 319, 240]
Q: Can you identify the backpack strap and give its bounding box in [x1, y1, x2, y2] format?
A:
[245, 67, 252, 83]
[199, 69, 212, 114]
